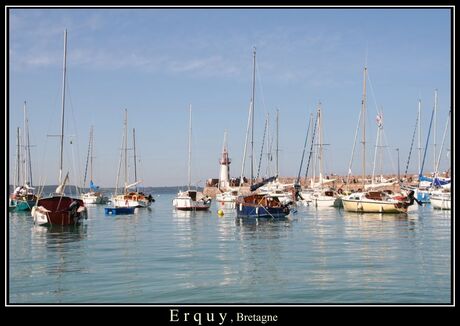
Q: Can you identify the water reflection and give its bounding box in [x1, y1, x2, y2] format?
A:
[234, 217, 292, 291]
[31, 224, 87, 247]
[9, 192, 451, 303]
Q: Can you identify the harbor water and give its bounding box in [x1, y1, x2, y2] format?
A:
[8, 191, 451, 304]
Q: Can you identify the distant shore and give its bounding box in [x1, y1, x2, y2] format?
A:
[9, 174, 424, 198]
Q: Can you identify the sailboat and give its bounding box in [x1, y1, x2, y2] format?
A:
[410, 90, 450, 203]
[364, 110, 398, 191]
[257, 109, 295, 205]
[10, 102, 39, 211]
[341, 66, 414, 214]
[235, 48, 290, 219]
[110, 109, 154, 209]
[172, 104, 212, 211]
[31, 30, 87, 225]
[429, 109, 451, 210]
[430, 189, 451, 210]
[307, 105, 342, 208]
[80, 126, 108, 204]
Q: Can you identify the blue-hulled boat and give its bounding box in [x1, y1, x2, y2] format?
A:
[104, 207, 135, 215]
[236, 193, 290, 219]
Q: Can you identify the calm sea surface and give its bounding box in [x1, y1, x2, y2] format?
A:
[8, 192, 452, 304]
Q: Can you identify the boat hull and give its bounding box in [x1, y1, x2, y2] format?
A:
[14, 199, 36, 211]
[236, 203, 289, 219]
[104, 207, 135, 215]
[312, 196, 342, 208]
[112, 193, 152, 208]
[342, 198, 406, 213]
[32, 196, 87, 226]
[430, 195, 451, 210]
[173, 190, 212, 211]
[82, 192, 108, 204]
[236, 194, 290, 219]
[172, 197, 211, 211]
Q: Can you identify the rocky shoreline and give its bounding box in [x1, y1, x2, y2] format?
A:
[203, 175, 416, 198]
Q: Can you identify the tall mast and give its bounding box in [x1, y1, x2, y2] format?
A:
[361, 66, 367, 189]
[239, 101, 253, 190]
[318, 104, 323, 187]
[188, 104, 192, 190]
[295, 112, 312, 186]
[59, 29, 67, 186]
[434, 110, 451, 176]
[124, 109, 128, 192]
[250, 47, 256, 186]
[419, 105, 435, 177]
[89, 126, 94, 182]
[372, 110, 383, 185]
[133, 128, 137, 192]
[83, 126, 92, 187]
[26, 104, 33, 186]
[276, 108, 279, 178]
[417, 99, 422, 175]
[433, 89, 438, 174]
[16, 127, 21, 187]
[23, 101, 28, 186]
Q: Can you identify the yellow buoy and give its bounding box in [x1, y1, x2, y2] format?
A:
[217, 209, 224, 217]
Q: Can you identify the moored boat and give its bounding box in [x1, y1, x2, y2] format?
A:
[173, 190, 212, 211]
[236, 193, 290, 219]
[110, 110, 154, 208]
[104, 206, 135, 215]
[430, 190, 451, 210]
[341, 190, 412, 214]
[172, 104, 212, 211]
[31, 30, 87, 226]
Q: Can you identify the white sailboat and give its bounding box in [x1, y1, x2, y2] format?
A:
[80, 126, 108, 204]
[308, 104, 342, 208]
[10, 102, 39, 211]
[257, 109, 295, 205]
[111, 109, 153, 208]
[429, 109, 451, 210]
[364, 110, 398, 190]
[341, 66, 414, 214]
[172, 105, 212, 211]
[430, 189, 451, 210]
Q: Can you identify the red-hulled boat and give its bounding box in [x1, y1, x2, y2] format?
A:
[32, 195, 86, 226]
[31, 30, 87, 226]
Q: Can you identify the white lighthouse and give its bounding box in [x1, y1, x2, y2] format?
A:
[219, 131, 231, 190]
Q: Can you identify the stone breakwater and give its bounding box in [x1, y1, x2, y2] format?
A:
[204, 175, 411, 198]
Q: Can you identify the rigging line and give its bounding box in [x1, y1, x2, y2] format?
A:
[419, 105, 435, 177]
[65, 76, 83, 189]
[253, 196, 278, 220]
[434, 110, 451, 176]
[115, 120, 125, 196]
[346, 108, 362, 189]
[238, 100, 253, 194]
[265, 117, 273, 178]
[366, 70, 381, 118]
[304, 109, 319, 181]
[404, 110, 419, 177]
[83, 128, 92, 186]
[382, 130, 397, 179]
[296, 112, 312, 186]
[255, 56, 268, 127]
[256, 115, 268, 179]
[69, 135, 80, 195]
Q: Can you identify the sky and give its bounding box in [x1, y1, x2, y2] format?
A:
[7, 6, 453, 188]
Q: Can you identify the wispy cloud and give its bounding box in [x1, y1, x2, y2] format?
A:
[9, 9, 349, 83]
